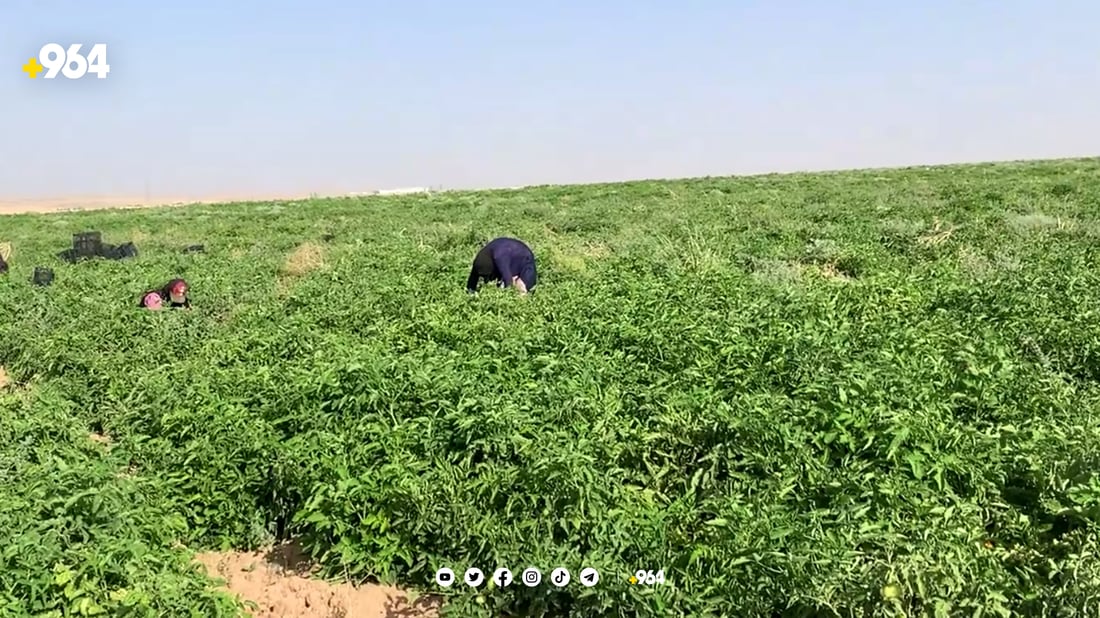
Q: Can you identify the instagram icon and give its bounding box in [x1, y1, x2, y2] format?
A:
[521, 567, 542, 587]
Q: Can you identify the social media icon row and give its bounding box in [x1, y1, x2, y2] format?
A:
[434, 566, 599, 588]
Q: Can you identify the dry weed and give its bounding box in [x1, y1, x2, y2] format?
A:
[1056, 217, 1078, 232]
[280, 242, 326, 278]
[958, 246, 1021, 277]
[116, 463, 139, 479]
[749, 259, 805, 284]
[1007, 213, 1077, 231]
[816, 261, 853, 281]
[581, 242, 610, 259]
[917, 218, 957, 247]
[276, 242, 328, 296]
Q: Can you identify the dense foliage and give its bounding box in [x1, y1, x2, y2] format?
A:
[2, 158, 1100, 617]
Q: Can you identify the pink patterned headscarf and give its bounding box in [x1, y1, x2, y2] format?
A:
[167, 279, 188, 304]
[142, 292, 163, 310]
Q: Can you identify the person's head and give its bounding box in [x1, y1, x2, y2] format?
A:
[517, 263, 536, 294]
[142, 292, 163, 310]
[166, 279, 188, 304]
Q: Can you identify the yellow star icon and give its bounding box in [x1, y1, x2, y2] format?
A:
[22, 57, 43, 79]
[628, 575, 638, 585]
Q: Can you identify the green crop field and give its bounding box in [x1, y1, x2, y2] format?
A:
[2, 157, 1100, 617]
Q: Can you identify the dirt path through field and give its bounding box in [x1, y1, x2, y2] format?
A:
[194, 541, 441, 618]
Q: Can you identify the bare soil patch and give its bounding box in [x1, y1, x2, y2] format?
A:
[194, 541, 441, 618]
[0, 366, 9, 390]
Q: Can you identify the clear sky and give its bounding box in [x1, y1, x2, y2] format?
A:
[2, 0, 1098, 199]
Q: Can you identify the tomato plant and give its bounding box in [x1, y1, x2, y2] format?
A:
[2, 159, 1100, 616]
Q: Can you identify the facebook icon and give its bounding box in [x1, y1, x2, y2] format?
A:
[492, 568, 513, 587]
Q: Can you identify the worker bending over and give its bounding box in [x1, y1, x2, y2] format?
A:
[465, 237, 537, 295]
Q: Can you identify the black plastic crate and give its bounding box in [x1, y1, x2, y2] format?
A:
[32, 267, 54, 286]
[73, 231, 103, 259]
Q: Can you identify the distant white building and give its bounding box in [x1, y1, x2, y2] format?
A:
[373, 187, 432, 196]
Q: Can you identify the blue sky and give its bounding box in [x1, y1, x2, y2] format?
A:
[1, 0, 1098, 199]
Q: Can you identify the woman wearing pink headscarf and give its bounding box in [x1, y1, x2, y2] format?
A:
[138, 278, 191, 310]
[139, 291, 164, 310]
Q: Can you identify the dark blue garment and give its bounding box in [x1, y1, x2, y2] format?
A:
[466, 237, 537, 293]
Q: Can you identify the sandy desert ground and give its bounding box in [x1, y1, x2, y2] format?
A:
[0, 194, 318, 216]
[194, 542, 441, 618]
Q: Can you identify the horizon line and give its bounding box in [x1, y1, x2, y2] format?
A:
[2, 154, 1097, 216]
